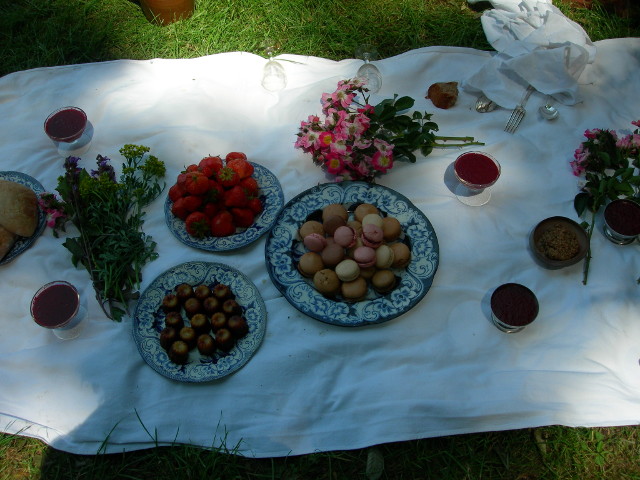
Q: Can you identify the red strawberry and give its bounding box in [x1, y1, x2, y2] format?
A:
[185, 164, 199, 173]
[239, 177, 259, 197]
[199, 155, 223, 174]
[224, 185, 249, 208]
[185, 211, 211, 238]
[183, 195, 203, 212]
[211, 211, 236, 237]
[169, 183, 187, 202]
[247, 197, 263, 214]
[185, 171, 210, 195]
[177, 172, 189, 188]
[198, 165, 215, 178]
[231, 208, 255, 228]
[217, 167, 239, 188]
[204, 179, 224, 204]
[202, 202, 220, 218]
[171, 197, 189, 220]
[226, 158, 254, 180]
[225, 152, 247, 163]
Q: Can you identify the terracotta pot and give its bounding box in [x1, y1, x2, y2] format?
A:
[140, 0, 195, 26]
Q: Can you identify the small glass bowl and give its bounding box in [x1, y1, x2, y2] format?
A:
[453, 152, 501, 206]
[31, 280, 85, 340]
[490, 283, 539, 333]
[44, 106, 87, 143]
[603, 199, 640, 245]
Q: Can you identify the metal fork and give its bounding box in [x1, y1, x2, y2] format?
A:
[504, 86, 534, 133]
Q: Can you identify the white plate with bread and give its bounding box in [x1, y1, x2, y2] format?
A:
[0, 171, 46, 265]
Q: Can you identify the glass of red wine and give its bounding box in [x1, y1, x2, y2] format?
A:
[44, 106, 92, 157]
[453, 151, 501, 206]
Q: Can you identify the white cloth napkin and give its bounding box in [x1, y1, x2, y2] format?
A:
[462, 0, 596, 108]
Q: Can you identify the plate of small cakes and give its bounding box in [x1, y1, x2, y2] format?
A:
[265, 181, 439, 326]
[132, 261, 267, 382]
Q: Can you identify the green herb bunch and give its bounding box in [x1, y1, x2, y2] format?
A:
[571, 121, 640, 284]
[41, 145, 166, 321]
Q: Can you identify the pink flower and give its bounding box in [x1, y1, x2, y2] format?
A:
[371, 151, 393, 172]
[318, 131, 335, 148]
[632, 120, 640, 128]
[324, 154, 345, 175]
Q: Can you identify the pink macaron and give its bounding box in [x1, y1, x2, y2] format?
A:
[353, 246, 377, 268]
[303, 233, 327, 252]
[333, 225, 357, 248]
[361, 223, 384, 248]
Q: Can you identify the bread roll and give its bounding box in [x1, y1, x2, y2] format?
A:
[0, 224, 17, 260]
[0, 179, 38, 237]
[426, 82, 459, 109]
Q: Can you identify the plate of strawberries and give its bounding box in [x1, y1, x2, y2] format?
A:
[165, 152, 284, 251]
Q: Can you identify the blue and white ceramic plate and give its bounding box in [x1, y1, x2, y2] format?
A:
[265, 181, 439, 327]
[0, 171, 47, 266]
[133, 261, 267, 382]
[164, 163, 284, 251]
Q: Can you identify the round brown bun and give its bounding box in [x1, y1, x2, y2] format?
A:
[381, 216, 402, 242]
[354, 203, 379, 223]
[389, 242, 411, 269]
[313, 268, 341, 296]
[298, 252, 325, 278]
[322, 203, 349, 222]
[299, 220, 324, 239]
[341, 277, 368, 302]
[371, 269, 397, 294]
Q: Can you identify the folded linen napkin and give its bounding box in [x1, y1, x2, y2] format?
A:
[462, 0, 596, 108]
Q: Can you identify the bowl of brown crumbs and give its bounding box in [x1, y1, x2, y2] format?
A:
[530, 216, 589, 269]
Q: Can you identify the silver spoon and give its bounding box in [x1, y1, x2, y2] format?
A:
[475, 94, 496, 113]
[539, 99, 559, 121]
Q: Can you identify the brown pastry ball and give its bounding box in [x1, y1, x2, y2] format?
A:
[215, 328, 236, 352]
[371, 269, 397, 294]
[322, 203, 349, 222]
[298, 252, 325, 278]
[168, 340, 190, 365]
[381, 216, 402, 242]
[197, 334, 217, 356]
[299, 220, 324, 239]
[323, 215, 347, 236]
[212, 283, 232, 301]
[165, 311, 184, 331]
[313, 269, 341, 296]
[179, 326, 198, 349]
[190, 313, 211, 335]
[389, 242, 411, 269]
[203, 296, 221, 314]
[161, 293, 180, 313]
[193, 284, 211, 300]
[222, 298, 242, 316]
[183, 297, 202, 319]
[159, 327, 178, 350]
[175, 283, 194, 303]
[341, 277, 368, 302]
[210, 311, 228, 331]
[227, 315, 249, 338]
[320, 243, 345, 268]
[354, 203, 379, 223]
[426, 81, 458, 109]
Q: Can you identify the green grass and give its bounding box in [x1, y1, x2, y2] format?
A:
[1, 0, 640, 478]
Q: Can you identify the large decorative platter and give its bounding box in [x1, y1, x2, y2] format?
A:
[265, 181, 439, 327]
[133, 261, 267, 382]
[164, 162, 284, 251]
[0, 171, 47, 266]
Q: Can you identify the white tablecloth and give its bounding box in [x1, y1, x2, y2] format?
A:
[0, 38, 639, 456]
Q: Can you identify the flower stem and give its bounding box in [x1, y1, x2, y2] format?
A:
[582, 209, 596, 285]
[434, 136, 485, 148]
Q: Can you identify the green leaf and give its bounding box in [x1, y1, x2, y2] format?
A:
[574, 192, 591, 216]
[393, 95, 414, 111]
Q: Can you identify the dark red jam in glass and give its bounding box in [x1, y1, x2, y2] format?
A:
[44, 107, 87, 142]
[604, 199, 640, 237]
[454, 152, 500, 188]
[491, 283, 539, 328]
[31, 281, 80, 328]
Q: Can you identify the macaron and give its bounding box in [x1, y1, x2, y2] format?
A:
[313, 269, 341, 296]
[299, 220, 324, 239]
[297, 252, 325, 278]
[341, 277, 368, 302]
[303, 233, 327, 252]
[371, 269, 397, 294]
[320, 242, 345, 267]
[323, 214, 347, 236]
[334, 259, 360, 282]
[389, 242, 411, 269]
[333, 225, 357, 248]
[361, 223, 384, 248]
[382, 216, 402, 242]
[354, 203, 379, 222]
[375, 244, 395, 269]
[353, 246, 376, 268]
[361, 213, 384, 228]
[348, 220, 363, 237]
[322, 203, 348, 222]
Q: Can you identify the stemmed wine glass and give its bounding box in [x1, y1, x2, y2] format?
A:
[261, 38, 287, 92]
[355, 44, 382, 94]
